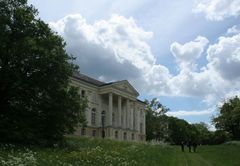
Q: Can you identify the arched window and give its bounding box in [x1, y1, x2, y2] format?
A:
[101, 111, 105, 127]
[91, 108, 96, 125]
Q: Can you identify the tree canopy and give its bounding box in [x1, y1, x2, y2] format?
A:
[0, 0, 86, 146]
[213, 96, 240, 140]
[145, 98, 169, 141]
[144, 98, 225, 145]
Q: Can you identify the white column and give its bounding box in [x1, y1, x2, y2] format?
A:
[97, 95, 102, 127]
[131, 105, 134, 130]
[118, 96, 122, 127]
[129, 101, 133, 130]
[132, 108, 135, 130]
[124, 106, 127, 129]
[137, 108, 140, 132]
[123, 108, 126, 129]
[124, 100, 127, 129]
[124, 101, 126, 129]
[130, 108, 133, 130]
[143, 110, 146, 135]
[108, 93, 113, 126]
[126, 99, 130, 129]
[134, 103, 137, 130]
[86, 108, 91, 126]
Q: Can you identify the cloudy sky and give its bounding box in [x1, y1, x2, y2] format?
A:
[29, 0, 240, 127]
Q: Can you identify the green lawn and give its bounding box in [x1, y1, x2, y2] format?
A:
[0, 137, 239, 166]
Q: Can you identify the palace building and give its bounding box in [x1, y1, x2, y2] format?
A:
[71, 72, 146, 141]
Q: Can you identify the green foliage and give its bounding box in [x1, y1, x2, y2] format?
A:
[0, 146, 37, 166]
[0, 0, 86, 146]
[193, 123, 209, 144]
[167, 117, 200, 145]
[191, 123, 230, 145]
[145, 98, 169, 141]
[145, 98, 169, 116]
[1, 137, 240, 166]
[0, 137, 174, 166]
[211, 130, 230, 144]
[167, 117, 190, 144]
[145, 98, 202, 144]
[213, 96, 240, 140]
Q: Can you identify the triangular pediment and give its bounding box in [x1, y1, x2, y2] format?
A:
[111, 80, 139, 96]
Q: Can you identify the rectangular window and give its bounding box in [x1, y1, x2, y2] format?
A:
[123, 132, 127, 140]
[91, 108, 96, 125]
[101, 111, 105, 127]
[115, 131, 118, 139]
[92, 130, 96, 137]
[140, 123, 143, 134]
[81, 128, 86, 136]
[81, 90, 85, 97]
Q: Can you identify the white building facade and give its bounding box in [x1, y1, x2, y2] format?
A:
[72, 73, 146, 141]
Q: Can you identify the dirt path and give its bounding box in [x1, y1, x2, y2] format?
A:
[184, 152, 213, 166]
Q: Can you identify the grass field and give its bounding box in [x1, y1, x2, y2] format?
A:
[0, 137, 239, 166]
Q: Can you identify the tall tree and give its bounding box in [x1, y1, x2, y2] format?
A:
[0, 0, 86, 146]
[167, 118, 201, 145]
[213, 96, 240, 140]
[145, 98, 169, 141]
[167, 117, 191, 144]
[193, 122, 211, 144]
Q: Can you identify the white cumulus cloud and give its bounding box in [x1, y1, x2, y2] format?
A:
[49, 14, 240, 108]
[193, 0, 240, 21]
[227, 25, 240, 35]
[167, 108, 215, 117]
[168, 32, 240, 104]
[49, 14, 172, 95]
[207, 33, 240, 80]
[170, 36, 209, 70]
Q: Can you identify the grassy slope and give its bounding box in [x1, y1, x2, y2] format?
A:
[171, 145, 240, 166]
[0, 137, 240, 166]
[197, 145, 240, 166]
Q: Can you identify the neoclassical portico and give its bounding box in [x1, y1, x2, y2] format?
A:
[71, 72, 146, 141]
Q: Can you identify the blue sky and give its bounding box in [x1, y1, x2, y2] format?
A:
[29, 0, 240, 128]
